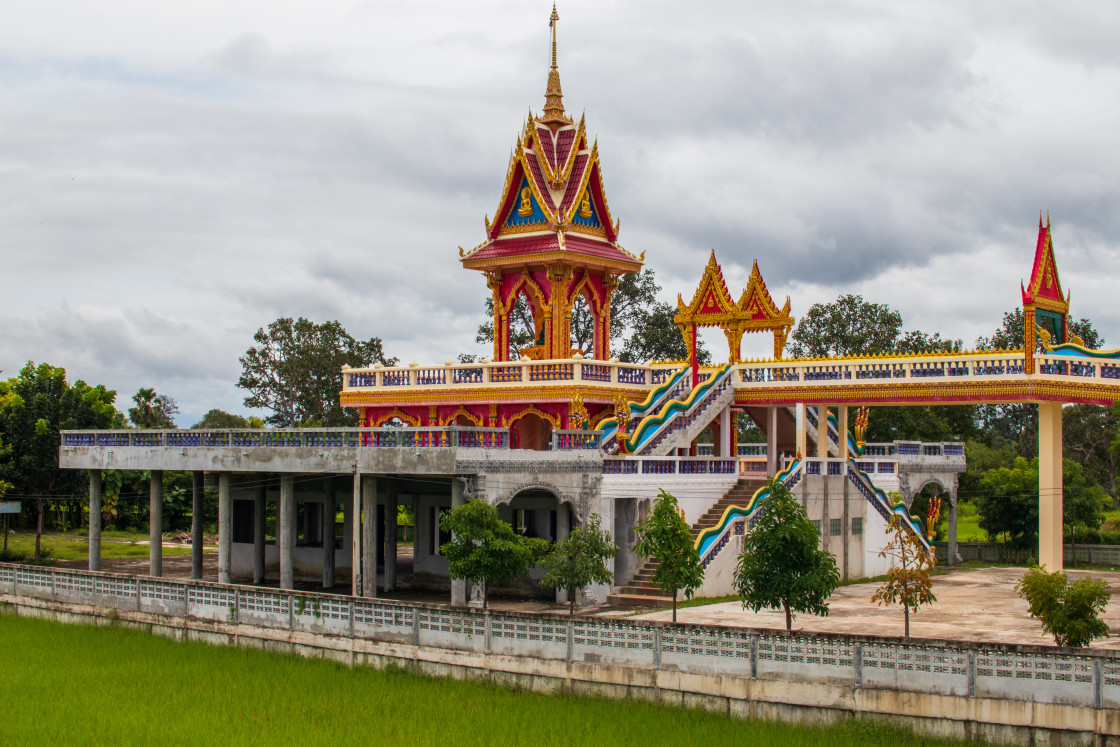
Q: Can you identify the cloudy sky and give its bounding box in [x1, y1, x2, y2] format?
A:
[3, 0, 1119, 425]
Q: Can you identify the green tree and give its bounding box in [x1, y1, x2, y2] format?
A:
[1064, 404, 1120, 509]
[976, 456, 1040, 558]
[633, 490, 704, 622]
[1015, 566, 1111, 647]
[191, 409, 265, 429]
[870, 515, 937, 637]
[788, 294, 903, 358]
[539, 513, 618, 615]
[734, 478, 839, 631]
[128, 388, 179, 429]
[439, 499, 547, 608]
[238, 317, 397, 427]
[0, 363, 121, 559]
[619, 300, 711, 364]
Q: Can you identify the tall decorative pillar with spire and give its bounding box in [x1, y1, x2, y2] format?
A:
[459, 7, 643, 361]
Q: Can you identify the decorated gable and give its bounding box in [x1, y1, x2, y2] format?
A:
[504, 176, 549, 230]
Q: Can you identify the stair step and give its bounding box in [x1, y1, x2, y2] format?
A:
[607, 593, 674, 608]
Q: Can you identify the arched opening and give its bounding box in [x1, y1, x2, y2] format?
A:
[499, 488, 575, 601]
[570, 292, 595, 357]
[910, 481, 945, 535]
[453, 414, 478, 427]
[509, 413, 552, 451]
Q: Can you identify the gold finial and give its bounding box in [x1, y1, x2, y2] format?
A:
[1039, 210, 1043, 228]
[1047, 210, 1050, 228]
[540, 4, 570, 126]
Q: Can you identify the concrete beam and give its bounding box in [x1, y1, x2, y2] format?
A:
[149, 471, 163, 577]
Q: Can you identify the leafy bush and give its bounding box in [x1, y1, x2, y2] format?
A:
[1015, 566, 1111, 647]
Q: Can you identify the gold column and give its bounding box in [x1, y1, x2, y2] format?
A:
[816, 405, 829, 459]
[837, 405, 848, 459]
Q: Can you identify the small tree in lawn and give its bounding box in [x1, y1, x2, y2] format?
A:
[439, 499, 547, 608]
[1016, 565, 1111, 647]
[734, 478, 840, 631]
[633, 490, 703, 622]
[870, 514, 937, 638]
[540, 513, 618, 615]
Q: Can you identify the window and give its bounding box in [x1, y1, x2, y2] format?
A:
[852, 517, 863, 536]
[811, 519, 821, 531]
[830, 518, 842, 537]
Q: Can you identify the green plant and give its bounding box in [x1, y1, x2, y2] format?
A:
[539, 513, 617, 615]
[871, 515, 937, 637]
[633, 490, 703, 623]
[734, 478, 840, 631]
[439, 499, 548, 608]
[297, 596, 307, 615]
[1015, 565, 1111, 647]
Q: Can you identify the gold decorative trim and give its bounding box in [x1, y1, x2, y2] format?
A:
[372, 408, 421, 427]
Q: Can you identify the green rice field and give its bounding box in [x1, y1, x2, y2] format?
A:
[0, 613, 983, 746]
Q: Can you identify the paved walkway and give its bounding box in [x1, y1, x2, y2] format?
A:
[621, 567, 1120, 649]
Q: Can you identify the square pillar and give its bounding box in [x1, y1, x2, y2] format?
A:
[88, 470, 102, 572]
[149, 470, 163, 577]
[1039, 401, 1064, 571]
[350, 474, 361, 596]
[218, 473, 232, 584]
[279, 475, 295, 589]
[253, 482, 266, 584]
[555, 504, 571, 605]
[816, 406, 829, 459]
[450, 478, 467, 606]
[322, 477, 336, 589]
[795, 404, 807, 460]
[191, 471, 204, 579]
[719, 405, 732, 458]
[767, 407, 778, 476]
[361, 476, 378, 598]
[837, 406, 849, 460]
[384, 482, 398, 592]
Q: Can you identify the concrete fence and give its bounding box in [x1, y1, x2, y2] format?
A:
[934, 542, 1120, 566]
[3, 563, 1119, 744]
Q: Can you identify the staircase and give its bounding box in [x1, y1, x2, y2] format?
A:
[608, 477, 769, 607]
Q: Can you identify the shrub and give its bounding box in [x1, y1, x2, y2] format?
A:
[1015, 566, 1111, 647]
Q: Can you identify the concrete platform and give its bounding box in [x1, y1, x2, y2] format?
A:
[620, 566, 1120, 649]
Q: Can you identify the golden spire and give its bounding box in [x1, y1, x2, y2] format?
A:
[540, 4, 571, 126]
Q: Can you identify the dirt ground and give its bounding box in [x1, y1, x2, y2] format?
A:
[46, 553, 1120, 648]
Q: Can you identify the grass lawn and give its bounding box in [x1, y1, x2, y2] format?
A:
[0, 614, 980, 746]
[1, 532, 197, 561]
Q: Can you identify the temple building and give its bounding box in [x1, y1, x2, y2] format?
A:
[59, 8, 1120, 610]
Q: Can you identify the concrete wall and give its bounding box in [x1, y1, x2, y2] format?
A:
[4, 564, 1119, 746]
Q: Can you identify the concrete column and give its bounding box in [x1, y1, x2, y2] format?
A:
[719, 405, 732, 458]
[191, 472, 204, 579]
[450, 478, 467, 606]
[361, 476, 377, 598]
[795, 404, 807, 460]
[218, 473, 232, 584]
[837, 405, 849, 460]
[816, 405, 829, 459]
[88, 470, 102, 572]
[253, 483, 266, 584]
[947, 494, 960, 567]
[767, 407, 778, 476]
[555, 503, 571, 605]
[322, 477, 336, 589]
[351, 473, 361, 597]
[280, 475, 295, 589]
[384, 482, 398, 592]
[1039, 401, 1064, 571]
[149, 470, 163, 577]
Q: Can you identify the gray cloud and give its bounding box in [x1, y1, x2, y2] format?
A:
[2, 0, 1120, 426]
